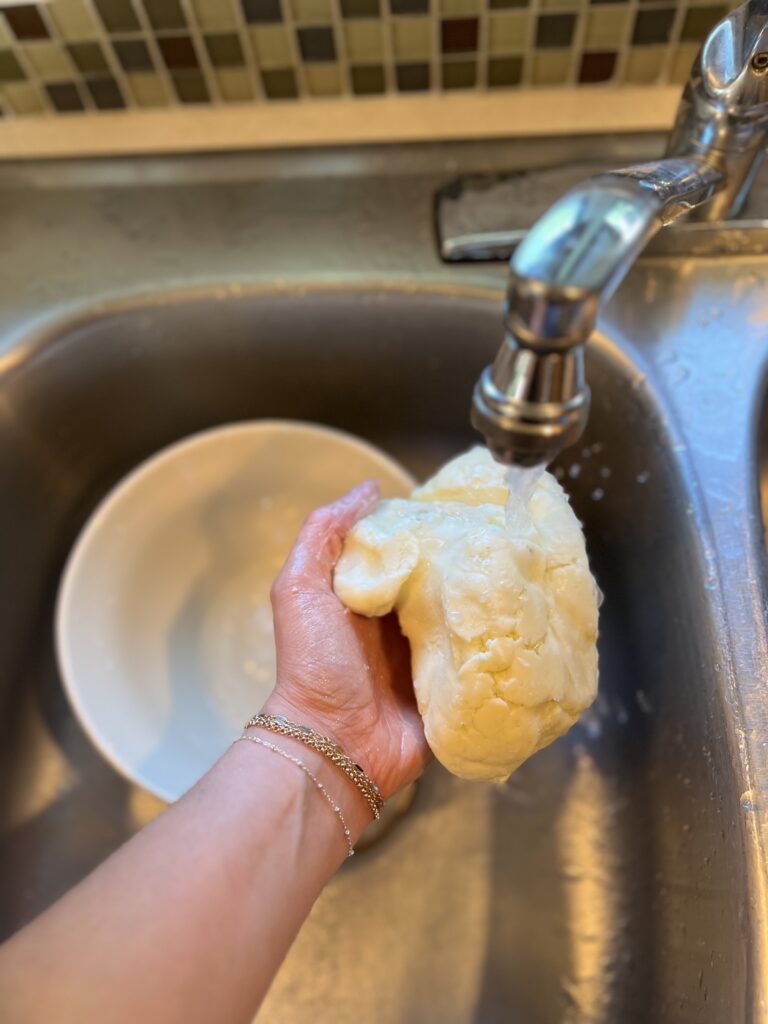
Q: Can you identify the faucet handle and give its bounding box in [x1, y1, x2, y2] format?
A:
[697, 0, 768, 112]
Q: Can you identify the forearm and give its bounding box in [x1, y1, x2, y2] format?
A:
[0, 735, 371, 1024]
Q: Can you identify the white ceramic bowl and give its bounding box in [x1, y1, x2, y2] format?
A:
[56, 421, 415, 803]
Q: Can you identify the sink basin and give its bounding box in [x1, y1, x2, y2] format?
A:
[0, 285, 756, 1022]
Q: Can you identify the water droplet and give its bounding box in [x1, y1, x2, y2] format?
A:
[599, 466, 611, 479]
[568, 464, 581, 479]
[581, 447, 592, 459]
[636, 470, 650, 484]
[591, 488, 605, 501]
[636, 689, 653, 714]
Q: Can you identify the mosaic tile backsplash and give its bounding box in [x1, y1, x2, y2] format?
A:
[0, 0, 736, 116]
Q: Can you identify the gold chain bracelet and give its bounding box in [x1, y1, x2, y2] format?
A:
[244, 713, 384, 820]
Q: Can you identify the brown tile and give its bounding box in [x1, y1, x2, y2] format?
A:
[143, 0, 187, 30]
[350, 62, 385, 93]
[395, 60, 429, 89]
[94, 0, 141, 32]
[204, 32, 244, 66]
[489, 0, 527, 8]
[536, 12, 576, 48]
[158, 34, 199, 68]
[45, 79, 84, 110]
[441, 57, 476, 87]
[578, 49, 616, 81]
[4, 4, 49, 39]
[0, 49, 25, 81]
[67, 41, 109, 73]
[297, 26, 336, 61]
[632, 8, 675, 45]
[488, 54, 522, 85]
[85, 74, 125, 108]
[681, 5, 726, 41]
[441, 16, 478, 53]
[261, 66, 298, 97]
[171, 68, 209, 101]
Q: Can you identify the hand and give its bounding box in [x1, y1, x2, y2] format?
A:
[262, 482, 430, 801]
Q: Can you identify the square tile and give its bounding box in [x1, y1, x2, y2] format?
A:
[4, 5, 49, 39]
[241, 0, 283, 23]
[345, 19, 383, 60]
[536, 12, 576, 47]
[488, 12, 529, 54]
[395, 60, 429, 89]
[45, 79, 84, 110]
[261, 65, 298, 96]
[440, 0, 479, 13]
[350, 62, 385, 92]
[304, 61, 342, 94]
[291, 0, 333, 20]
[341, 0, 380, 16]
[171, 68, 209, 100]
[390, 0, 429, 14]
[682, 5, 727, 41]
[191, 0, 237, 30]
[249, 24, 293, 66]
[158, 34, 199, 68]
[297, 25, 336, 60]
[67, 41, 109, 73]
[0, 49, 25, 81]
[392, 16, 430, 59]
[125, 69, 169, 103]
[584, 6, 627, 47]
[578, 49, 615, 81]
[632, 8, 675, 45]
[489, 0, 527, 8]
[622, 42, 666, 82]
[47, 0, 99, 39]
[670, 41, 699, 83]
[143, 0, 187, 30]
[441, 16, 478, 53]
[531, 48, 570, 84]
[1, 80, 45, 113]
[539, 0, 582, 7]
[94, 0, 141, 32]
[487, 54, 522, 85]
[112, 37, 154, 71]
[442, 57, 476, 87]
[23, 40, 74, 77]
[216, 66, 254, 99]
[204, 32, 245, 66]
[86, 75, 125, 107]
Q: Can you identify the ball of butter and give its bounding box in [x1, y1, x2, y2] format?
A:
[333, 446, 599, 782]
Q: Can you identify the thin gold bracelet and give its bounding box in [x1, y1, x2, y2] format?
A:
[234, 734, 354, 857]
[244, 713, 384, 820]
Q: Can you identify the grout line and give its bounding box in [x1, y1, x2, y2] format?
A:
[328, 0, 351, 94]
[125, 0, 179, 105]
[77, 0, 137, 110]
[229, 0, 267, 102]
[279, 0, 310, 99]
[178, 0, 222, 102]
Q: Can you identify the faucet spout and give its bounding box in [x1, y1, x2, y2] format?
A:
[473, 0, 768, 467]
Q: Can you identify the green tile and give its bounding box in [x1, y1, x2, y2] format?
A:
[125, 70, 170, 104]
[304, 61, 342, 95]
[531, 48, 571, 84]
[681, 5, 727, 41]
[216, 66, 254, 99]
[391, 16, 431, 59]
[670, 42, 700, 83]
[440, 0, 479, 13]
[47, 0, 100, 40]
[172, 68, 210, 101]
[489, 0, 528, 10]
[94, 0, 141, 32]
[622, 43, 666, 82]
[191, 0, 237, 30]
[1, 80, 46, 113]
[22, 41, 74, 78]
[345, 20, 383, 60]
[340, 0, 380, 16]
[442, 58, 476, 88]
[584, 7, 628, 47]
[488, 12, 529, 54]
[487, 54, 522, 85]
[204, 32, 245, 66]
[249, 25, 293, 67]
[67, 41, 109, 73]
[144, 0, 187, 30]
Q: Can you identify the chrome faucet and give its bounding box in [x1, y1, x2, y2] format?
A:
[472, 0, 768, 466]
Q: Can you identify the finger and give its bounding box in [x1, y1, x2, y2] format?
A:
[275, 480, 380, 592]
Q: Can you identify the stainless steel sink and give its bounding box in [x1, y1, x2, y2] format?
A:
[0, 142, 766, 1022]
